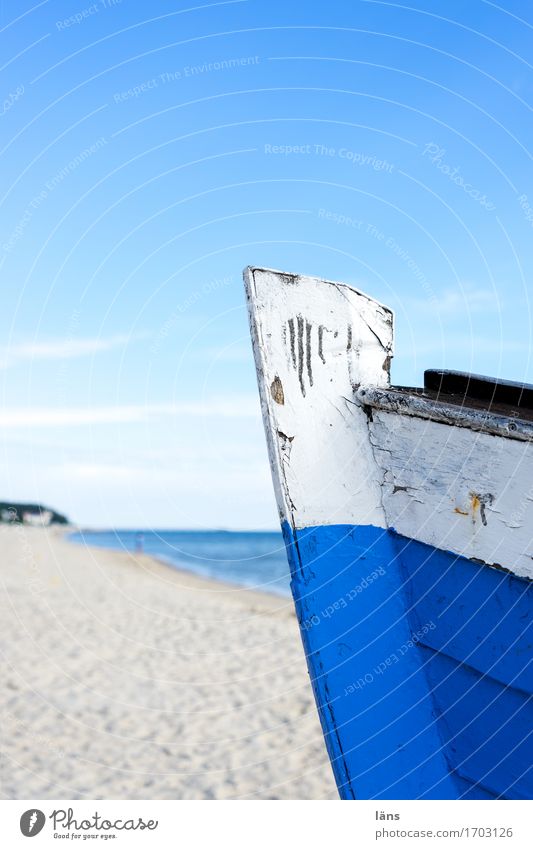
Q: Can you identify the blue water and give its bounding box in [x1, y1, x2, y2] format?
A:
[68, 529, 291, 597]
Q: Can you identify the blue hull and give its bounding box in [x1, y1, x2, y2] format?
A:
[281, 522, 533, 800]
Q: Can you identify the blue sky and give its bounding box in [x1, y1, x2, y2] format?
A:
[1, 0, 532, 527]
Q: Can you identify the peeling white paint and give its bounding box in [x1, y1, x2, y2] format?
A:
[244, 267, 392, 529]
[245, 267, 533, 581]
[367, 409, 533, 580]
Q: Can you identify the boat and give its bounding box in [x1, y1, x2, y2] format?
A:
[244, 266, 533, 800]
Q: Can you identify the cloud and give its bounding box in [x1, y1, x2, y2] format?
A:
[195, 345, 252, 363]
[400, 287, 499, 316]
[0, 397, 260, 428]
[0, 333, 143, 369]
[407, 335, 532, 357]
[0, 406, 152, 428]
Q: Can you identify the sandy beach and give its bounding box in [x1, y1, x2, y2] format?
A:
[0, 524, 336, 800]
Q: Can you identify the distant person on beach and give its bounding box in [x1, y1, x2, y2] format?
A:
[135, 532, 144, 554]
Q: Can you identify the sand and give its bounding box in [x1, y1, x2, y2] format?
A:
[0, 524, 336, 800]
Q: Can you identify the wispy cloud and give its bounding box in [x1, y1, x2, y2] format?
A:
[0, 397, 260, 428]
[400, 286, 499, 316]
[0, 334, 142, 369]
[195, 345, 251, 363]
[408, 335, 533, 357]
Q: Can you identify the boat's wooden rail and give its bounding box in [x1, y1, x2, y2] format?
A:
[356, 383, 533, 441]
[424, 369, 533, 412]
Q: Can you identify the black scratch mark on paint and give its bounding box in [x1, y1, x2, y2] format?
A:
[480, 493, 494, 526]
[306, 320, 313, 387]
[469, 492, 495, 526]
[277, 429, 294, 443]
[319, 661, 356, 799]
[318, 326, 326, 363]
[297, 315, 305, 396]
[288, 318, 296, 369]
[360, 313, 388, 350]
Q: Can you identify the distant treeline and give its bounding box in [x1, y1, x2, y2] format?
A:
[0, 502, 68, 525]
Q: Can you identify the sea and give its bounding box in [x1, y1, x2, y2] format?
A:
[68, 529, 291, 597]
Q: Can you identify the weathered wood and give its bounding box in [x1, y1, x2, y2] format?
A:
[424, 369, 533, 410]
[357, 385, 533, 441]
[245, 266, 533, 802]
[367, 407, 533, 580]
[244, 266, 393, 530]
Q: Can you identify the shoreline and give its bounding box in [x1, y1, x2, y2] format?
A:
[0, 524, 335, 799]
[66, 525, 292, 602]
